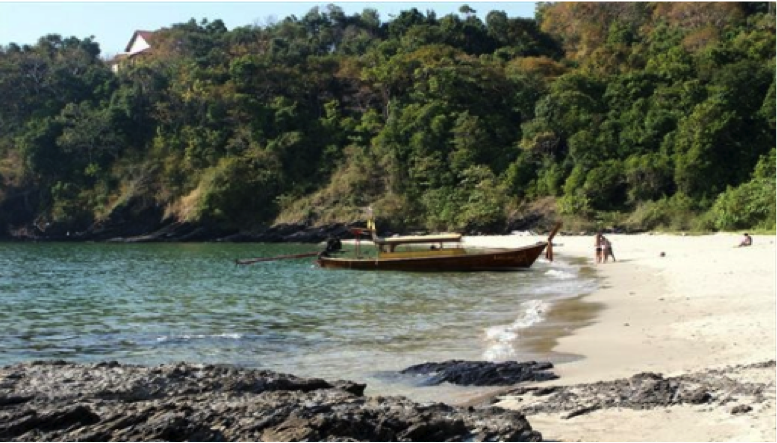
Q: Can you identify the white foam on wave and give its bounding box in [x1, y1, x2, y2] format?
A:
[480, 256, 600, 361]
[482, 299, 549, 361]
[156, 333, 244, 342]
[523, 259, 598, 299]
[545, 269, 576, 280]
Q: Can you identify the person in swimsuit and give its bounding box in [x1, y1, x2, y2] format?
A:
[594, 232, 604, 264]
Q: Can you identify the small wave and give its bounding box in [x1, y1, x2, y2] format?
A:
[524, 277, 598, 299]
[545, 269, 576, 280]
[482, 299, 549, 361]
[156, 333, 244, 342]
[524, 261, 598, 299]
[543, 257, 577, 269]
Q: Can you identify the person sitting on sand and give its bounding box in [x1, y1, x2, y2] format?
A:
[738, 233, 753, 247]
[602, 236, 616, 262]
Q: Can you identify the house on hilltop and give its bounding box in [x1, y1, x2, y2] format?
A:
[126, 30, 155, 55]
[110, 30, 156, 73]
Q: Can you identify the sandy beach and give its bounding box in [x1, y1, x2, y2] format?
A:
[463, 233, 776, 442]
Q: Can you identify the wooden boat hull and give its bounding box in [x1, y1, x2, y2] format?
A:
[317, 242, 547, 272]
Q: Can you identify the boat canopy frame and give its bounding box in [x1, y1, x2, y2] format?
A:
[372, 233, 462, 246]
[349, 228, 462, 257]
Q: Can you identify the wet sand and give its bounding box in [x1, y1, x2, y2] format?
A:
[516, 293, 604, 359]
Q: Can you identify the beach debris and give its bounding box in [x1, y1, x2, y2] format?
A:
[0, 361, 542, 442]
[730, 404, 753, 414]
[563, 405, 601, 420]
[400, 360, 558, 386]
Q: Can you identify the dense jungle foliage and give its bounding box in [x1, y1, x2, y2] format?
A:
[0, 2, 774, 236]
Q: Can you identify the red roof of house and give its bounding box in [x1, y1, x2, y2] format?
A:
[124, 30, 156, 53]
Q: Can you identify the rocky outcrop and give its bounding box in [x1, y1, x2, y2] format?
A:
[7, 217, 358, 243]
[219, 223, 354, 243]
[492, 360, 776, 419]
[0, 361, 542, 442]
[1, 189, 367, 243]
[401, 360, 559, 386]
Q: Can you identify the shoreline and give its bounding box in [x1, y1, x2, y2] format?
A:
[2, 233, 773, 441]
[466, 233, 776, 441]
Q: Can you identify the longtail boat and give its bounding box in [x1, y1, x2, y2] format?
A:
[316, 223, 561, 272]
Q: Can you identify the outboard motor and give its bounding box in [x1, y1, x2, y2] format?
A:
[319, 236, 342, 258]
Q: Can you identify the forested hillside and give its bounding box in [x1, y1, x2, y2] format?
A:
[0, 2, 774, 240]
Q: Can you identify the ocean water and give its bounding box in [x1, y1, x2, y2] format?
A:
[1, 242, 597, 402]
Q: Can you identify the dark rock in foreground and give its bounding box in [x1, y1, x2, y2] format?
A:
[0, 361, 541, 442]
[494, 360, 776, 419]
[400, 360, 559, 386]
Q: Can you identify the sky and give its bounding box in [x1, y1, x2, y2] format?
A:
[0, 1, 537, 57]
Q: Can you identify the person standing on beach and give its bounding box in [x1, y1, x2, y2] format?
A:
[602, 235, 616, 262]
[594, 232, 604, 264]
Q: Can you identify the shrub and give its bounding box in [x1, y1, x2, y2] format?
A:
[706, 149, 776, 231]
[707, 178, 776, 231]
[558, 193, 593, 217]
[186, 155, 282, 227]
[419, 166, 509, 232]
[624, 193, 700, 231]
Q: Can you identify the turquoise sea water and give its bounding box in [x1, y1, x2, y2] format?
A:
[1, 242, 596, 402]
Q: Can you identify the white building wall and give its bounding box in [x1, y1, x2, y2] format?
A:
[128, 36, 150, 55]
